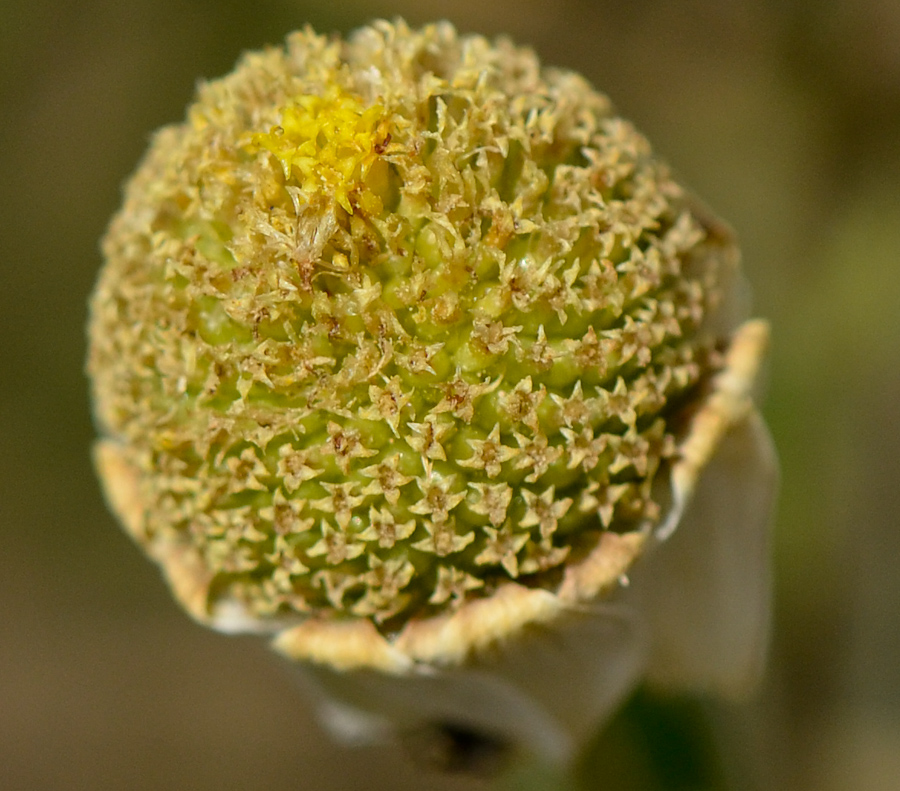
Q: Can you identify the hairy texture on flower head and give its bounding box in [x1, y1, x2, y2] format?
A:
[88, 20, 740, 631]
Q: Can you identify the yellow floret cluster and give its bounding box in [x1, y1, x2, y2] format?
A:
[247, 85, 389, 214]
[88, 20, 738, 630]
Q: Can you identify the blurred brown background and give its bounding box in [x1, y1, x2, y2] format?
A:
[2, 1, 899, 789]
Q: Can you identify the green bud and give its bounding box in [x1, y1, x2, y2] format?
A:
[88, 20, 764, 673]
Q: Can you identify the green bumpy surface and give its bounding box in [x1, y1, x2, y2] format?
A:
[88, 21, 736, 628]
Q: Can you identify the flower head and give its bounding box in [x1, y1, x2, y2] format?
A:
[88, 20, 775, 765]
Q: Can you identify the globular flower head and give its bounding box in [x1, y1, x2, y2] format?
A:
[89, 22, 773, 758]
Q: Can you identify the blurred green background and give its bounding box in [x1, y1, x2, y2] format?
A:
[2, 1, 899, 789]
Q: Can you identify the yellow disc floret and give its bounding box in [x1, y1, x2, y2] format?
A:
[248, 85, 389, 214]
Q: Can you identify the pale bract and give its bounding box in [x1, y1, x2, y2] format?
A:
[89, 19, 777, 768]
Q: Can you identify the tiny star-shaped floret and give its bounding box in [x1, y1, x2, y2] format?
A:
[518, 538, 571, 575]
[646, 297, 683, 340]
[405, 415, 452, 461]
[306, 520, 366, 565]
[567, 326, 612, 377]
[224, 447, 269, 492]
[359, 376, 413, 435]
[631, 367, 672, 414]
[599, 377, 639, 427]
[520, 486, 573, 540]
[458, 424, 519, 478]
[499, 376, 545, 431]
[550, 380, 593, 428]
[618, 247, 663, 302]
[236, 356, 275, 399]
[353, 555, 416, 621]
[540, 263, 581, 323]
[409, 466, 467, 520]
[325, 421, 377, 474]
[357, 505, 417, 548]
[607, 428, 652, 476]
[429, 565, 484, 606]
[560, 425, 608, 472]
[432, 371, 500, 423]
[578, 479, 631, 527]
[258, 491, 315, 535]
[475, 523, 530, 577]
[277, 445, 320, 492]
[518, 325, 556, 370]
[396, 341, 444, 374]
[467, 481, 513, 527]
[312, 569, 359, 609]
[512, 431, 564, 483]
[673, 279, 706, 328]
[412, 517, 475, 557]
[265, 534, 310, 577]
[609, 316, 654, 367]
[363, 554, 416, 596]
[578, 258, 620, 313]
[471, 319, 521, 356]
[310, 481, 366, 529]
[359, 453, 414, 504]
